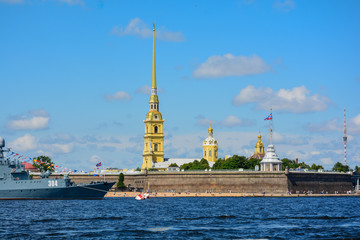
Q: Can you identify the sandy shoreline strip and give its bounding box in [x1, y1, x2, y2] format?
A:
[105, 192, 360, 198]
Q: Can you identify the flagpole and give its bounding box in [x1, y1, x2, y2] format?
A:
[103, 159, 105, 182]
[270, 108, 273, 145]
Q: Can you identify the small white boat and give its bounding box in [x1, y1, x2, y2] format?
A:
[135, 193, 145, 200]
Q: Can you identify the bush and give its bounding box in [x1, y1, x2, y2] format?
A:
[116, 173, 126, 188]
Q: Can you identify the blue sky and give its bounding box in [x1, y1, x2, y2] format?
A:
[1, 0, 359, 171]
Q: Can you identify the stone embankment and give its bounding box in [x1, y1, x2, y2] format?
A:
[105, 191, 360, 198]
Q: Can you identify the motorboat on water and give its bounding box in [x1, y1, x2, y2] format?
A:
[135, 193, 149, 200]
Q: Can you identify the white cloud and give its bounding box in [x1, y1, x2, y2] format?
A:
[233, 85, 330, 113]
[350, 114, 360, 134]
[111, 18, 185, 42]
[273, 0, 295, 12]
[273, 132, 309, 145]
[285, 150, 310, 160]
[304, 114, 360, 135]
[105, 91, 131, 102]
[220, 115, 254, 127]
[46, 143, 74, 154]
[195, 116, 212, 126]
[305, 118, 342, 133]
[136, 85, 152, 95]
[196, 115, 254, 128]
[193, 54, 271, 78]
[10, 134, 38, 152]
[320, 157, 334, 165]
[90, 155, 102, 164]
[135, 85, 164, 95]
[6, 110, 50, 130]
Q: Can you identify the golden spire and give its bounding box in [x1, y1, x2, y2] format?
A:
[149, 22, 159, 104]
[152, 22, 156, 89]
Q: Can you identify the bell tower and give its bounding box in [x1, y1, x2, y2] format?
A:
[202, 125, 218, 162]
[142, 23, 165, 170]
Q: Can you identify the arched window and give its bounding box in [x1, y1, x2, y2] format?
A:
[215, 150, 217, 158]
[151, 105, 153, 109]
[154, 144, 158, 151]
[209, 150, 212, 156]
[154, 126, 158, 133]
[204, 151, 206, 157]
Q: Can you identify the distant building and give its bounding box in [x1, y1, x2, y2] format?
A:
[203, 125, 218, 162]
[22, 162, 40, 172]
[249, 131, 265, 160]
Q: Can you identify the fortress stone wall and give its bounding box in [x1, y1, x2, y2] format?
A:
[287, 172, 353, 194]
[124, 171, 353, 194]
[35, 171, 354, 194]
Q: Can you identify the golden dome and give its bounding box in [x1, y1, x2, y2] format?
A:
[208, 124, 213, 134]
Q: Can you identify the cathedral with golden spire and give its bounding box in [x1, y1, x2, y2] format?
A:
[142, 24, 165, 170]
[249, 131, 265, 160]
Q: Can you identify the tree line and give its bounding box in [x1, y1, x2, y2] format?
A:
[163, 155, 359, 173]
[30, 155, 358, 174]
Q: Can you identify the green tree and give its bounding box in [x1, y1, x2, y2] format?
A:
[281, 158, 310, 170]
[212, 158, 225, 170]
[281, 158, 296, 170]
[117, 173, 126, 188]
[33, 155, 54, 172]
[168, 163, 179, 167]
[136, 167, 141, 171]
[309, 163, 324, 171]
[355, 165, 360, 173]
[211, 155, 249, 170]
[248, 158, 261, 169]
[332, 162, 349, 172]
[180, 159, 210, 171]
[298, 162, 310, 169]
[199, 158, 210, 169]
[188, 160, 203, 170]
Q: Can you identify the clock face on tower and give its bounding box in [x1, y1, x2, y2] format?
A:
[154, 115, 158, 119]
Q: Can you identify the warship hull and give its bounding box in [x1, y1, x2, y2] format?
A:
[0, 181, 115, 200]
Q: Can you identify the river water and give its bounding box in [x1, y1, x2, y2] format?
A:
[1, 197, 359, 239]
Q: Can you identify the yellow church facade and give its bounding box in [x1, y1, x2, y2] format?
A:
[202, 125, 218, 162]
[142, 24, 165, 170]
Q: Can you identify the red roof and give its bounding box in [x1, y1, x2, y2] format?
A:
[22, 162, 40, 172]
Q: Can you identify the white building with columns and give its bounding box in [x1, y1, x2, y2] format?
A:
[260, 144, 282, 171]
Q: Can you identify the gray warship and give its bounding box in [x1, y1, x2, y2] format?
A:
[0, 137, 115, 200]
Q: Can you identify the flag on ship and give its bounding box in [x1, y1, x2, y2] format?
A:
[96, 162, 102, 167]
